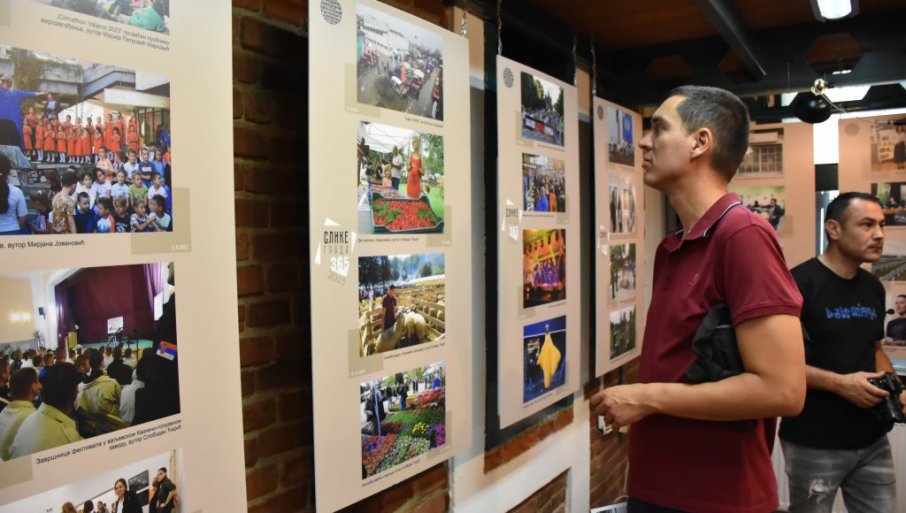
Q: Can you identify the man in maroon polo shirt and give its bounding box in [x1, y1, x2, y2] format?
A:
[591, 85, 806, 513]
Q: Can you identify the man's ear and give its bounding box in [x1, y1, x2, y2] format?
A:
[825, 219, 841, 240]
[690, 127, 713, 159]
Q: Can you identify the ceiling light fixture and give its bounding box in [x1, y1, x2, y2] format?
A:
[810, 0, 859, 21]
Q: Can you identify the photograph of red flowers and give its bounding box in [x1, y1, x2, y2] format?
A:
[360, 362, 446, 479]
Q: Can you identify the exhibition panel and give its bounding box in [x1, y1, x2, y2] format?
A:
[592, 98, 645, 376]
[0, 1, 245, 511]
[308, 1, 473, 510]
[496, 56, 581, 428]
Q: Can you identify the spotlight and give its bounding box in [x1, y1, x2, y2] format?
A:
[792, 79, 832, 124]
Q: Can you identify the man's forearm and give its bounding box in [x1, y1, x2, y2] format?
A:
[805, 365, 845, 394]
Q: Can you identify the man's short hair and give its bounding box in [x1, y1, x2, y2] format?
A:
[897, 294, 906, 301]
[40, 363, 81, 409]
[666, 85, 750, 182]
[10, 368, 38, 399]
[158, 467, 167, 474]
[825, 192, 881, 226]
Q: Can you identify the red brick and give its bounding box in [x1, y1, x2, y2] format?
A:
[244, 91, 274, 124]
[237, 265, 266, 297]
[238, 302, 247, 332]
[239, 335, 273, 367]
[253, 232, 299, 261]
[236, 232, 250, 260]
[235, 198, 270, 229]
[232, 14, 239, 45]
[234, 126, 268, 159]
[266, 262, 297, 292]
[243, 397, 277, 432]
[257, 423, 304, 457]
[234, 0, 261, 11]
[234, 162, 247, 192]
[247, 486, 308, 513]
[277, 389, 305, 421]
[244, 436, 259, 467]
[245, 464, 279, 500]
[247, 299, 292, 327]
[234, 53, 258, 84]
[280, 453, 310, 485]
[245, 165, 286, 195]
[241, 368, 255, 396]
[413, 463, 448, 494]
[241, 17, 299, 58]
[274, 333, 306, 359]
[264, 0, 305, 26]
[233, 87, 243, 119]
[257, 359, 302, 390]
[270, 200, 305, 228]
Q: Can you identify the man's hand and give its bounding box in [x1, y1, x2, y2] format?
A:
[836, 371, 888, 408]
[590, 384, 655, 428]
[899, 390, 906, 413]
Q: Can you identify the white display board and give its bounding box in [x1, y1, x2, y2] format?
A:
[0, 1, 244, 511]
[309, 1, 472, 510]
[496, 56, 580, 428]
[728, 122, 815, 269]
[592, 98, 645, 376]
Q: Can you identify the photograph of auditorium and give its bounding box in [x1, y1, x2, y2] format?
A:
[870, 118, 906, 172]
[356, 2, 444, 120]
[0, 45, 174, 235]
[520, 71, 564, 146]
[522, 229, 566, 308]
[872, 238, 906, 282]
[0, 262, 179, 461]
[360, 361, 446, 479]
[872, 181, 906, 226]
[0, 449, 182, 512]
[357, 254, 446, 356]
[606, 106, 634, 166]
[522, 315, 566, 403]
[356, 121, 445, 234]
[522, 152, 566, 213]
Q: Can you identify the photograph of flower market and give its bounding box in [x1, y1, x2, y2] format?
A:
[356, 121, 445, 234]
[360, 362, 446, 479]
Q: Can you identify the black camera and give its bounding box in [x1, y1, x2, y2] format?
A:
[867, 373, 906, 425]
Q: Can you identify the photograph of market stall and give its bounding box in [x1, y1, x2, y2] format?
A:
[356, 121, 444, 234]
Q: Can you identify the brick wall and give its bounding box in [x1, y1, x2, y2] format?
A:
[588, 359, 639, 508]
[506, 471, 568, 513]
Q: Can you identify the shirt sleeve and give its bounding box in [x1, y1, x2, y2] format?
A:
[719, 223, 803, 326]
[15, 189, 27, 217]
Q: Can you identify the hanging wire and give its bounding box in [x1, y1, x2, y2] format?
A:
[572, 32, 578, 86]
[460, 10, 467, 38]
[591, 38, 597, 98]
[496, 0, 502, 55]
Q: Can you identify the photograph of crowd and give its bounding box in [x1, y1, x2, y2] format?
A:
[357, 253, 445, 357]
[610, 305, 636, 360]
[872, 239, 906, 282]
[356, 3, 444, 121]
[872, 181, 906, 227]
[0, 449, 181, 513]
[356, 121, 444, 234]
[607, 106, 634, 166]
[730, 185, 786, 231]
[522, 229, 566, 308]
[360, 362, 446, 479]
[608, 175, 637, 235]
[522, 153, 565, 213]
[0, 46, 173, 235]
[738, 128, 783, 176]
[870, 119, 906, 172]
[522, 315, 566, 403]
[520, 71, 564, 146]
[29, 0, 170, 33]
[0, 262, 178, 462]
[609, 243, 637, 304]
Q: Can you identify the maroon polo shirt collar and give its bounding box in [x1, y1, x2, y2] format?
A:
[665, 193, 743, 252]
